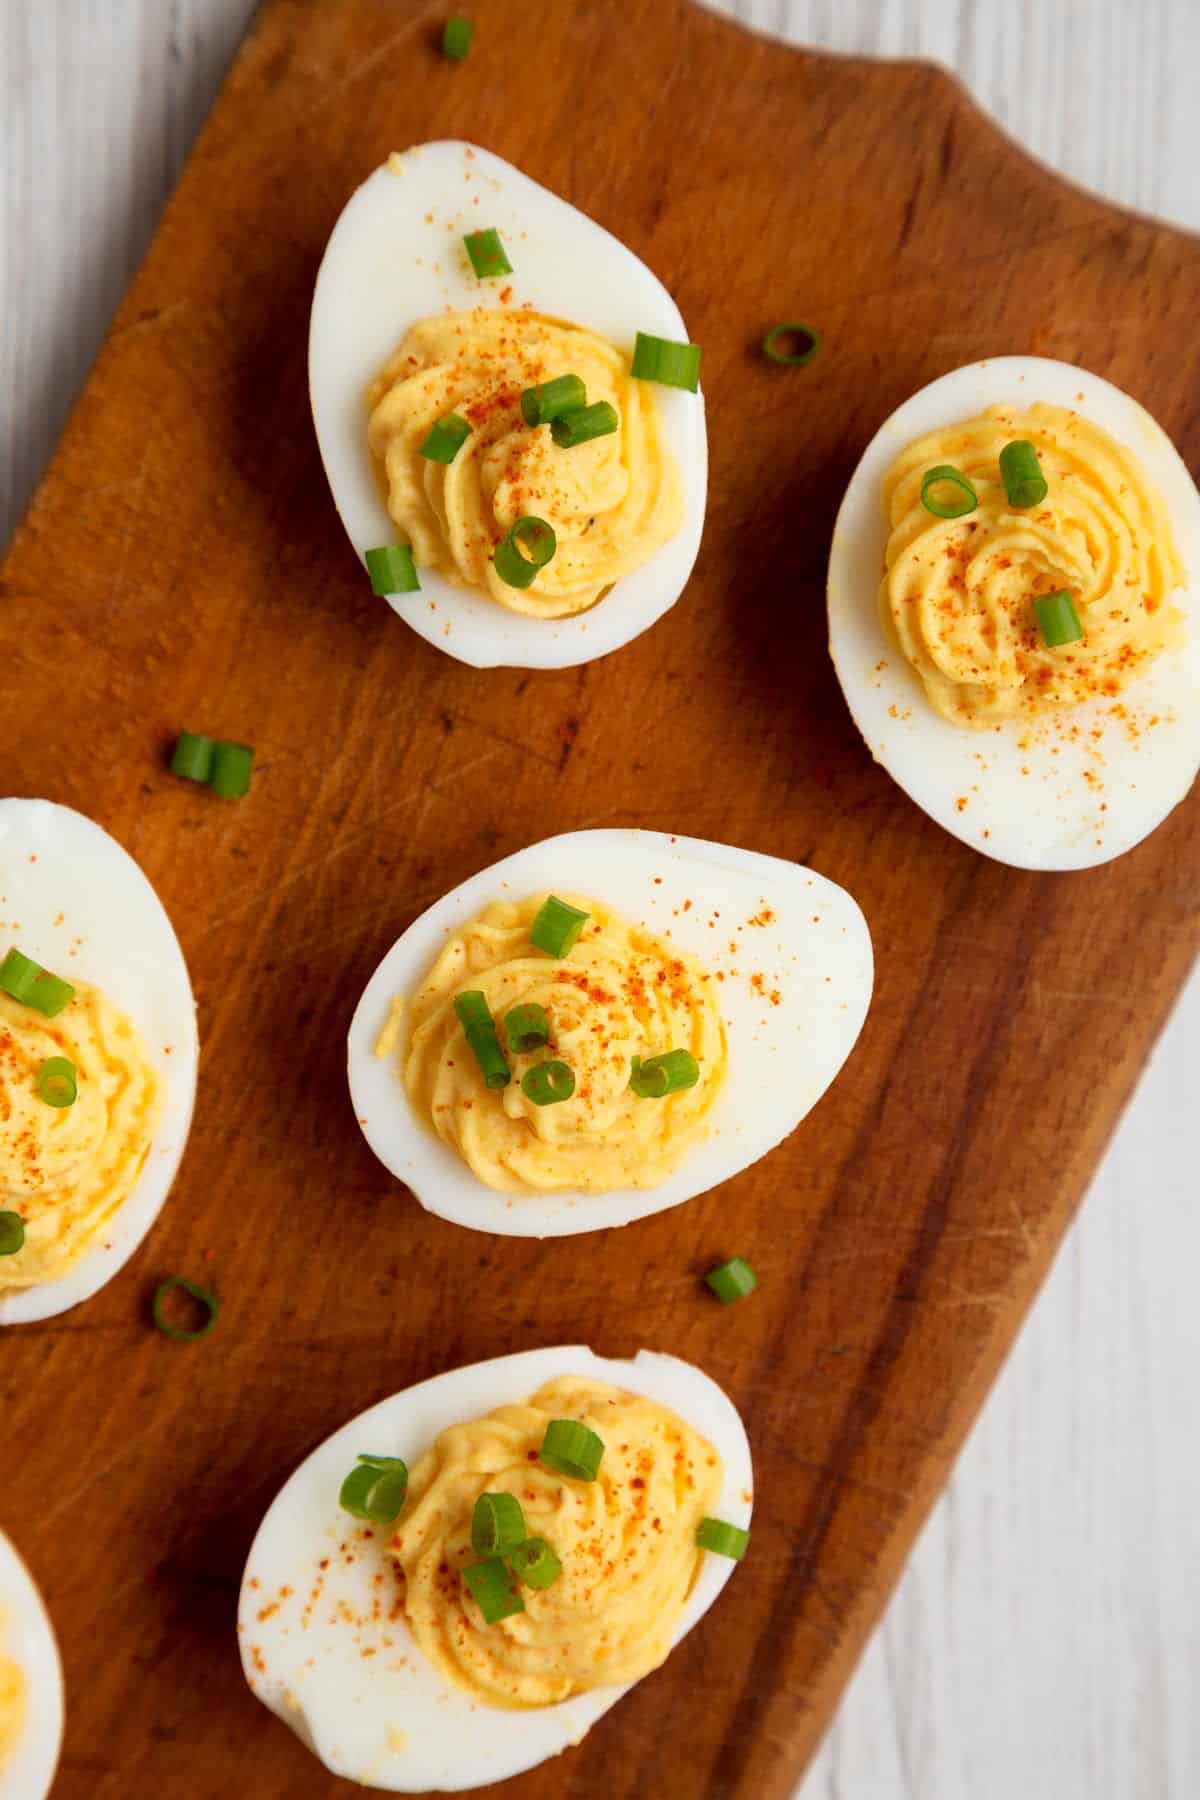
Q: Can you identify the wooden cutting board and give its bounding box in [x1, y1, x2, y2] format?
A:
[3, 3, 1198, 1796]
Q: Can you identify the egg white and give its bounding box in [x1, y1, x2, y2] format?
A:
[0, 1528, 63, 1800]
[347, 828, 873, 1237]
[309, 140, 707, 669]
[827, 356, 1200, 870]
[0, 800, 198, 1325]
[238, 1345, 751, 1792]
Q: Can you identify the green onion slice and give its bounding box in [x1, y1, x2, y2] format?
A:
[919, 464, 978, 519]
[539, 1419, 604, 1482]
[471, 1491, 527, 1557]
[365, 544, 420, 596]
[494, 516, 556, 590]
[705, 1255, 758, 1304]
[631, 332, 702, 391]
[505, 1003, 550, 1054]
[630, 1049, 700, 1099]
[550, 402, 618, 449]
[464, 228, 512, 280]
[35, 1056, 77, 1109]
[171, 730, 214, 783]
[522, 1060, 575, 1107]
[152, 1275, 219, 1342]
[442, 14, 473, 58]
[1034, 589, 1084, 648]
[464, 1557, 526, 1624]
[696, 1517, 750, 1560]
[419, 411, 471, 464]
[520, 374, 586, 428]
[210, 742, 254, 799]
[0, 1212, 25, 1256]
[999, 438, 1048, 509]
[530, 897, 589, 958]
[340, 1455, 409, 1523]
[453, 991, 510, 1089]
[761, 322, 821, 367]
[0, 948, 75, 1018]
[511, 1537, 562, 1589]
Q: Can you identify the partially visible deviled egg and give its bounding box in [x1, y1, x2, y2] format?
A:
[828, 356, 1200, 870]
[0, 1529, 63, 1800]
[310, 141, 706, 669]
[0, 800, 198, 1325]
[239, 1345, 752, 1792]
[348, 829, 873, 1236]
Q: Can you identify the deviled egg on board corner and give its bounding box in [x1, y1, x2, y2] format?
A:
[0, 799, 198, 1325]
[348, 829, 873, 1237]
[239, 1345, 752, 1792]
[0, 1529, 63, 1800]
[310, 140, 707, 669]
[828, 356, 1200, 870]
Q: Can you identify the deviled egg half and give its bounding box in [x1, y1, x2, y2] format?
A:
[0, 800, 197, 1324]
[348, 829, 873, 1236]
[239, 1345, 752, 1792]
[310, 140, 706, 669]
[0, 1529, 63, 1800]
[828, 356, 1200, 869]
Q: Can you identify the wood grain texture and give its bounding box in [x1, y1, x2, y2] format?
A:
[2, 4, 1198, 1798]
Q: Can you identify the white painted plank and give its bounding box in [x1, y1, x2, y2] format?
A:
[1, 6, 1197, 1799]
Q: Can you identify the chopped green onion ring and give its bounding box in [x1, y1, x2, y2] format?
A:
[539, 1419, 605, 1482]
[761, 322, 821, 367]
[36, 1056, 77, 1109]
[442, 14, 473, 59]
[511, 1537, 562, 1589]
[505, 1003, 550, 1054]
[365, 544, 420, 596]
[630, 1049, 700, 1098]
[696, 1517, 750, 1560]
[419, 411, 471, 465]
[0, 948, 75, 1018]
[210, 742, 254, 799]
[1034, 589, 1084, 648]
[550, 402, 619, 449]
[520, 374, 586, 427]
[471, 1492, 527, 1557]
[454, 991, 510, 1089]
[919, 464, 978, 519]
[0, 1212, 25, 1256]
[171, 730, 214, 783]
[494, 516, 556, 590]
[340, 1455, 409, 1522]
[464, 1557, 525, 1624]
[522, 1060, 575, 1106]
[152, 1275, 219, 1342]
[464, 228, 512, 280]
[705, 1255, 758, 1304]
[999, 438, 1048, 509]
[631, 332, 702, 391]
[530, 897, 589, 958]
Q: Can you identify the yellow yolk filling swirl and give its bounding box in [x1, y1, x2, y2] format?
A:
[0, 981, 163, 1289]
[390, 1377, 723, 1709]
[882, 402, 1186, 727]
[402, 894, 726, 1194]
[367, 310, 683, 618]
[0, 1614, 27, 1769]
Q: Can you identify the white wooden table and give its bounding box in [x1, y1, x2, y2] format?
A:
[2, 6, 1197, 1797]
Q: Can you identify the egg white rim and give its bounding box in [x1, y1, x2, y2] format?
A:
[309, 139, 707, 669]
[0, 799, 199, 1325]
[347, 828, 873, 1237]
[238, 1344, 752, 1792]
[827, 355, 1200, 870]
[0, 1527, 63, 1800]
